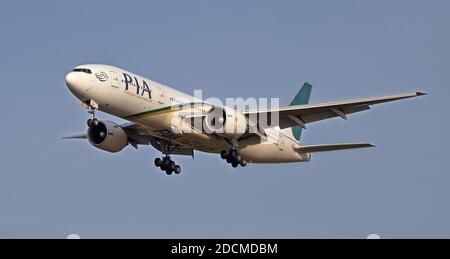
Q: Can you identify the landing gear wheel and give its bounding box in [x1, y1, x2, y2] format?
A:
[166, 169, 173, 175]
[230, 150, 238, 160]
[174, 165, 181, 174]
[220, 150, 228, 159]
[231, 162, 239, 168]
[226, 156, 233, 164]
[160, 159, 167, 170]
[235, 154, 242, 163]
[87, 118, 99, 127]
[239, 159, 247, 167]
[162, 157, 171, 167]
[169, 161, 176, 171]
[154, 158, 162, 167]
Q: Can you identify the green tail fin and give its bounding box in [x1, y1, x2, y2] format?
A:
[289, 82, 312, 141]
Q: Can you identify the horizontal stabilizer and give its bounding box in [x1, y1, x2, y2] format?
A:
[295, 143, 375, 153]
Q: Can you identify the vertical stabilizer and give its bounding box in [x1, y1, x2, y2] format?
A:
[289, 82, 312, 141]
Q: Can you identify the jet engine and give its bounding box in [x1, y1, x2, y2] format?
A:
[87, 120, 128, 153]
[204, 106, 248, 138]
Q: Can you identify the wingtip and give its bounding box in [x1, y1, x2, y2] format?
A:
[416, 91, 427, 96]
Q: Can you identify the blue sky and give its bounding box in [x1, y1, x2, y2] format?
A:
[0, 0, 448, 238]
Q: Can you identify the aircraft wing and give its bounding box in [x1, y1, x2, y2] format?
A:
[243, 91, 426, 129]
[62, 122, 194, 157]
[62, 133, 87, 139]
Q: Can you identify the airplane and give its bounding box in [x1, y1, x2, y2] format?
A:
[64, 64, 426, 175]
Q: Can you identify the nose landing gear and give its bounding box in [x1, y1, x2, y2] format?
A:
[86, 100, 99, 128]
[221, 150, 247, 168]
[87, 118, 99, 127]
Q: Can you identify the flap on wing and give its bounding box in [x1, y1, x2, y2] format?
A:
[149, 137, 194, 157]
[279, 104, 371, 128]
[122, 122, 194, 156]
[121, 122, 152, 145]
[295, 143, 375, 153]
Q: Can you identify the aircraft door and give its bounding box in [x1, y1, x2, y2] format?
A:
[110, 71, 120, 89]
[155, 86, 166, 104]
[278, 136, 285, 151]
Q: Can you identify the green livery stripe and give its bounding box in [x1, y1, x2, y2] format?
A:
[125, 105, 179, 119]
[125, 102, 207, 120]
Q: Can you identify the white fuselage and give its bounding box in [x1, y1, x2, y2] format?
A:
[65, 64, 310, 163]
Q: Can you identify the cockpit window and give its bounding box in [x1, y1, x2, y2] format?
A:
[72, 68, 92, 74]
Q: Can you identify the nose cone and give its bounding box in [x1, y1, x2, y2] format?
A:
[65, 71, 86, 100]
[65, 72, 76, 90]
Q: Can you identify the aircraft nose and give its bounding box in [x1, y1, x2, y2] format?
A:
[65, 71, 87, 100]
[65, 72, 76, 90]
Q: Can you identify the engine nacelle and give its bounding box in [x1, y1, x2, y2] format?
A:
[204, 106, 248, 138]
[87, 120, 128, 153]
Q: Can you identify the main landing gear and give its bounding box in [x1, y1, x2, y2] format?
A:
[154, 156, 181, 175]
[220, 150, 247, 168]
[154, 139, 182, 175]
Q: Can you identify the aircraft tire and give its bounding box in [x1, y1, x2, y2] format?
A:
[154, 158, 162, 167]
[220, 150, 228, 159]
